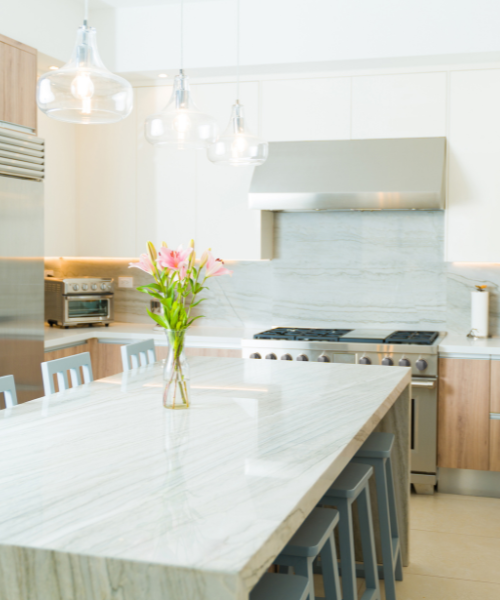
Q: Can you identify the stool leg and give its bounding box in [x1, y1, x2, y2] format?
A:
[386, 457, 403, 581]
[293, 557, 314, 600]
[320, 532, 342, 600]
[336, 497, 358, 600]
[357, 485, 381, 600]
[373, 459, 397, 600]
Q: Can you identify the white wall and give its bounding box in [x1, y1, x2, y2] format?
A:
[0, 0, 82, 61]
[91, 0, 500, 75]
[38, 111, 78, 257]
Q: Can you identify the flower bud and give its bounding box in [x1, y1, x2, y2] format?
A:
[199, 250, 209, 269]
[147, 241, 157, 263]
[161, 241, 168, 248]
[189, 239, 195, 249]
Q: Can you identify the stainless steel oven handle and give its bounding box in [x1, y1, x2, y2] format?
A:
[64, 295, 114, 301]
[411, 379, 436, 389]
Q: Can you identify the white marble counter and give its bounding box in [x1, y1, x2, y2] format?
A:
[439, 333, 500, 358]
[44, 323, 259, 351]
[0, 358, 410, 600]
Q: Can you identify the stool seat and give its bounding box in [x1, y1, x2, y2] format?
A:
[283, 507, 339, 557]
[355, 432, 394, 459]
[250, 573, 309, 600]
[324, 462, 373, 498]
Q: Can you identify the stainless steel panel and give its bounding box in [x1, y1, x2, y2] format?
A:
[249, 138, 446, 211]
[0, 176, 44, 405]
[410, 379, 437, 474]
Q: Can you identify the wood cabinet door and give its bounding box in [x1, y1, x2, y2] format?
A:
[438, 358, 490, 471]
[489, 360, 500, 472]
[2, 41, 37, 131]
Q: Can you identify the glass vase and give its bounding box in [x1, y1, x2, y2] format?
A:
[163, 329, 190, 409]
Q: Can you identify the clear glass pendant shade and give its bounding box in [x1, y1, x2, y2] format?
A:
[36, 26, 133, 124]
[145, 71, 218, 149]
[207, 102, 268, 166]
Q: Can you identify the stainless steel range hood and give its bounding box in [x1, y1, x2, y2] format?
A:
[249, 137, 446, 211]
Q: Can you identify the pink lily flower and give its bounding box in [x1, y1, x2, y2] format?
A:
[129, 253, 154, 275]
[157, 245, 192, 271]
[205, 252, 233, 277]
[178, 262, 189, 280]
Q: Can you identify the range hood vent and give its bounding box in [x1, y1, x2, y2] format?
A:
[249, 138, 446, 211]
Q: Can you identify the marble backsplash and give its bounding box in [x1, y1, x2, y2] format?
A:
[45, 211, 500, 336]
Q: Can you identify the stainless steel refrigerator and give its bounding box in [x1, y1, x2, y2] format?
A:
[0, 128, 44, 407]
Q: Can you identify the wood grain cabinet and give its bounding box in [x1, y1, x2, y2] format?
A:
[0, 33, 37, 132]
[489, 360, 500, 472]
[438, 357, 500, 472]
[438, 357, 491, 471]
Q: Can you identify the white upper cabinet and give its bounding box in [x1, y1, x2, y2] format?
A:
[351, 73, 447, 139]
[75, 90, 138, 257]
[446, 69, 500, 262]
[261, 77, 351, 141]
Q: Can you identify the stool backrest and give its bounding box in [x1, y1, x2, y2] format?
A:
[121, 339, 157, 371]
[0, 375, 17, 408]
[41, 352, 94, 395]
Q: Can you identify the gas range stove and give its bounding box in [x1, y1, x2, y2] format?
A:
[243, 327, 446, 377]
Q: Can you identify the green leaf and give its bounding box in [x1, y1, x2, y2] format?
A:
[187, 315, 205, 326]
[147, 309, 168, 329]
[190, 298, 205, 308]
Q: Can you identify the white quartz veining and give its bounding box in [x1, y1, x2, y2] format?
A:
[0, 358, 410, 600]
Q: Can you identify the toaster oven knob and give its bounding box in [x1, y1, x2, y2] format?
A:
[359, 356, 371, 365]
[91, 284, 97, 290]
[82, 284, 88, 291]
[249, 353, 262, 359]
[317, 355, 330, 362]
[381, 357, 393, 366]
[281, 354, 293, 360]
[296, 354, 309, 361]
[416, 359, 428, 371]
[399, 358, 411, 367]
[72, 284, 79, 291]
[265, 353, 277, 360]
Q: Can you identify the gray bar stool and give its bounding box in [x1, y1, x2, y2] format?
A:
[274, 507, 341, 600]
[250, 573, 309, 600]
[352, 432, 402, 600]
[320, 462, 381, 600]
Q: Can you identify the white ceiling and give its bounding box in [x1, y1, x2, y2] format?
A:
[82, 0, 213, 8]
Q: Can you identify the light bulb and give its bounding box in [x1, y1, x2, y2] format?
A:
[71, 72, 94, 114]
[173, 112, 190, 133]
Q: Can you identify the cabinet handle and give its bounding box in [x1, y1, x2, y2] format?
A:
[490, 413, 500, 420]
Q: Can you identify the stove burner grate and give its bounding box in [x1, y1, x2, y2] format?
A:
[385, 331, 439, 345]
[253, 328, 352, 342]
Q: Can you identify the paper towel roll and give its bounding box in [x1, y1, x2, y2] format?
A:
[471, 291, 489, 338]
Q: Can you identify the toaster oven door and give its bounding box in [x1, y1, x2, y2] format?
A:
[64, 294, 113, 324]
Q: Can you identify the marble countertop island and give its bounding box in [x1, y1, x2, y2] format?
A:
[0, 358, 411, 600]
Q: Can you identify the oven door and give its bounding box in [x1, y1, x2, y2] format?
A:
[411, 377, 437, 475]
[63, 294, 113, 324]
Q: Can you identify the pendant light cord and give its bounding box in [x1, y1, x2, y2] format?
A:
[180, 0, 184, 73]
[84, 0, 89, 28]
[236, 0, 240, 102]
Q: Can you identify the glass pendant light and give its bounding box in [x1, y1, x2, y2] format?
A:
[145, 0, 218, 149]
[36, 0, 133, 124]
[207, 0, 268, 166]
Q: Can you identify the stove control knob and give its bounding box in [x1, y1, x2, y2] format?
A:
[359, 356, 371, 365]
[91, 284, 97, 290]
[416, 359, 428, 371]
[249, 353, 261, 359]
[72, 284, 79, 291]
[266, 353, 277, 360]
[101, 283, 107, 290]
[281, 354, 293, 361]
[82, 284, 89, 291]
[317, 355, 330, 362]
[399, 358, 411, 367]
[381, 357, 393, 366]
[296, 354, 309, 361]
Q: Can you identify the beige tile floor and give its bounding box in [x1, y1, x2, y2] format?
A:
[314, 492, 500, 599]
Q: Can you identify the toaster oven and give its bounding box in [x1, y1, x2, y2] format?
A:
[45, 277, 114, 328]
